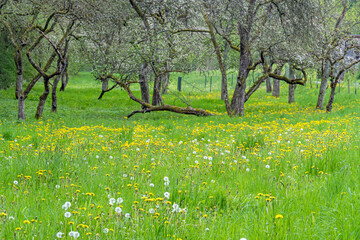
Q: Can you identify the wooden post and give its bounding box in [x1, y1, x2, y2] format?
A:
[178, 77, 182, 91]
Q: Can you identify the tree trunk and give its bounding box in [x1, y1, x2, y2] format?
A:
[152, 74, 162, 106]
[52, 75, 61, 112]
[231, 74, 247, 116]
[35, 77, 50, 119]
[139, 62, 150, 104]
[221, 42, 230, 101]
[316, 61, 330, 109]
[288, 64, 296, 103]
[15, 49, 23, 100]
[266, 77, 272, 93]
[272, 65, 283, 98]
[161, 72, 170, 94]
[326, 81, 337, 112]
[60, 71, 68, 92]
[18, 95, 26, 120]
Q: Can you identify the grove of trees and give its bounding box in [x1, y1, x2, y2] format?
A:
[1, 0, 360, 120]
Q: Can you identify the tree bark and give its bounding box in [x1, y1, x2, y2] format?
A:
[266, 77, 272, 93]
[221, 42, 230, 101]
[272, 65, 283, 98]
[152, 74, 162, 106]
[52, 75, 61, 112]
[161, 71, 170, 94]
[326, 81, 337, 112]
[288, 64, 296, 103]
[139, 62, 150, 104]
[35, 77, 50, 119]
[316, 61, 330, 109]
[230, 23, 251, 116]
[15, 49, 23, 100]
[18, 95, 26, 120]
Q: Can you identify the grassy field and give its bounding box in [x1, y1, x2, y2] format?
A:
[1, 72, 360, 239]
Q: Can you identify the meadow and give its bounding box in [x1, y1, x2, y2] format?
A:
[1, 72, 360, 239]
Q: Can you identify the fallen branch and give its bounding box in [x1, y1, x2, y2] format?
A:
[99, 74, 214, 118]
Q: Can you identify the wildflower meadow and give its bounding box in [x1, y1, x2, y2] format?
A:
[1, 72, 360, 239]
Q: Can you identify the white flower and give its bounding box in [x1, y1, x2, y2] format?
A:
[211, 180, 215, 183]
[115, 207, 122, 213]
[109, 156, 113, 159]
[203, 156, 208, 160]
[9, 216, 14, 220]
[209, 157, 213, 160]
[136, 148, 140, 151]
[164, 192, 170, 199]
[56, 232, 64, 238]
[96, 155, 99, 159]
[173, 203, 181, 212]
[195, 160, 198, 164]
[164, 182, 169, 186]
[240, 238, 247, 240]
[150, 183, 154, 187]
[103, 228, 109, 234]
[13, 180, 18, 185]
[125, 213, 130, 218]
[209, 162, 212, 165]
[246, 168, 250, 172]
[117, 198, 123, 204]
[123, 174, 128, 178]
[265, 165, 270, 169]
[193, 151, 196, 154]
[205, 228, 209, 231]
[109, 198, 116, 205]
[164, 177, 169, 182]
[69, 231, 80, 238]
[55, 185, 60, 189]
[149, 208, 155, 214]
[242, 156, 246, 159]
[234, 160, 237, 163]
[64, 212, 71, 218]
[62, 202, 71, 210]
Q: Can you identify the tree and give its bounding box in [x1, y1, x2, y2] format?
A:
[0, 0, 76, 120]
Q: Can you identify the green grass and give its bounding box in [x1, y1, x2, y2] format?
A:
[0, 71, 360, 239]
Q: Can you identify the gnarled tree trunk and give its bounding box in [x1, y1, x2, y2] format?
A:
[140, 62, 150, 104]
[266, 77, 272, 93]
[152, 74, 162, 106]
[35, 77, 50, 119]
[272, 65, 283, 98]
[316, 61, 330, 109]
[288, 64, 296, 103]
[326, 81, 337, 112]
[52, 74, 61, 112]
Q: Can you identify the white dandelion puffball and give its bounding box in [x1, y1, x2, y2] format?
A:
[164, 192, 170, 199]
[64, 202, 71, 208]
[149, 208, 155, 214]
[13, 180, 18, 185]
[117, 198, 123, 204]
[164, 176, 169, 182]
[150, 183, 154, 187]
[109, 198, 116, 205]
[103, 228, 109, 234]
[69, 231, 80, 238]
[56, 232, 64, 238]
[115, 207, 122, 213]
[64, 212, 71, 218]
[125, 213, 130, 218]
[265, 165, 270, 169]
